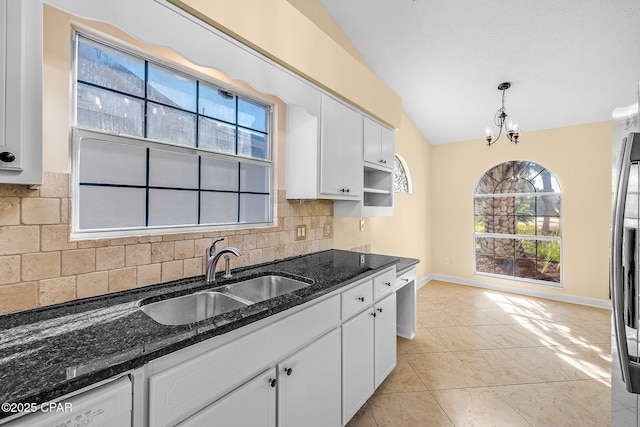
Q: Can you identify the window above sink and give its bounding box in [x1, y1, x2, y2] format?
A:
[70, 31, 275, 240]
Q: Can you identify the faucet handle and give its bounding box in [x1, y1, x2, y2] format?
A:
[208, 237, 225, 257]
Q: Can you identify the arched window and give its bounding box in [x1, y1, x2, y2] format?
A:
[474, 161, 561, 285]
[394, 154, 412, 194]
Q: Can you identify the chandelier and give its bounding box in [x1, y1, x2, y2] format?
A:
[483, 82, 520, 146]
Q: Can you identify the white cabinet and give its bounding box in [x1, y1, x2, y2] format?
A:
[320, 95, 362, 198]
[363, 117, 394, 170]
[287, 93, 396, 218]
[278, 328, 342, 427]
[286, 94, 362, 200]
[178, 328, 341, 427]
[144, 266, 401, 427]
[0, 0, 42, 185]
[342, 291, 397, 424]
[373, 268, 396, 301]
[177, 368, 276, 427]
[374, 293, 397, 387]
[334, 116, 395, 218]
[342, 307, 375, 421]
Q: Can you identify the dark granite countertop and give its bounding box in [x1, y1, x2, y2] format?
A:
[0, 249, 419, 419]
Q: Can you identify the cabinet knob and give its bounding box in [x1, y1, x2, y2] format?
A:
[357, 296, 365, 302]
[385, 281, 392, 287]
[0, 152, 15, 163]
[377, 308, 383, 313]
[284, 367, 293, 376]
[269, 378, 277, 387]
[340, 188, 346, 193]
[402, 278, 410, 282]
[370, 312, 377, 317]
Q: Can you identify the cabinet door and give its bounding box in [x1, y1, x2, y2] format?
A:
[342, 308, 375, 423]
[320, 95, 362, 197]
[341, 104, 363, 196]
[177, 368, 276, 427]
[278, 328, 342, 427]
[320, 96, 345, 196]
[363, 117, 381, 165]
[380, 125, 395, 168]
[374, 293, 397, 388]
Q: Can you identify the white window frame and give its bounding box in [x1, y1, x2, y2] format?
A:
[473, 164, 563, 287]
[70, 29, 275, 240]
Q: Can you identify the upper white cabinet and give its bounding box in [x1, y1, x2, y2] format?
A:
[363, 117, 394, 170]
[286, 94, 362, 200]
[288, 95, 396, 215]
[320, 95, 363, 198]
[0, 0, 43, 185]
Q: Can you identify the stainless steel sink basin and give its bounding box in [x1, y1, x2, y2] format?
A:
[140, 291, 248, 326]
[220, 275, 312, 303]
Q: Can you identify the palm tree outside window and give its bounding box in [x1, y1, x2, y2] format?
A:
[474, 161, 562, 285]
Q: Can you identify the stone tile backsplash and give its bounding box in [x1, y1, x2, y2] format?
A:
[0, 172, 334, 315]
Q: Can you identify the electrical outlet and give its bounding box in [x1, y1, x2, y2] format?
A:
[324, 223, 333, 238]
[295, 224, 307, 241]
[359, 219, 365, 232]
[444, 257, 450, 265]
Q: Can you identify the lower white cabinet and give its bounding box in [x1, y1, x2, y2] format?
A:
[144, 267, 400, 427]
[374, 293, 397, 387]
[278, 328, 342, 427]
[177, 328, 341, 427]
[342, 292, 397, 423]
[177, 368, 277, 427]
[342, 306, 375, 421]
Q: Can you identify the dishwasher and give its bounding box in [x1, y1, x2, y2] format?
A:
[2, 375, 132, 427]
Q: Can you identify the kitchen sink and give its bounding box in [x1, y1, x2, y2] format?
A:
[219, 275, 312, 303]
[139, 275, 313, 326]
[139, 291, 249, 326]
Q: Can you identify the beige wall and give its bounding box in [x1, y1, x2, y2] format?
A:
[167, 0, 401, 128]
[430, 121, 612, 303]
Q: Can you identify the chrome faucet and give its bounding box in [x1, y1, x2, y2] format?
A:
[205, 238, 243, 284]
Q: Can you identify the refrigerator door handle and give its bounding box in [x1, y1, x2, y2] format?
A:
[612, 134, 640, 393]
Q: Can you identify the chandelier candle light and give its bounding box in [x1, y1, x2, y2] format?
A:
[483, 82, 521, 146]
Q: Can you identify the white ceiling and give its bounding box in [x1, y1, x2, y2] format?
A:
[320, 0, 640, 145]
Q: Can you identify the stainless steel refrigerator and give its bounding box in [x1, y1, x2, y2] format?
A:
[611, 83, 640, 426]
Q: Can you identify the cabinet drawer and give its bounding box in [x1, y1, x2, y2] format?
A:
[373, 269, 395, 301]
[148, 295, 340, 427]
[396, 268, 416, 289]
[341, 280, 373, 320]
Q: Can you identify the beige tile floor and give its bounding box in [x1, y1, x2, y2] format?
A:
[347, 280, 612, 427]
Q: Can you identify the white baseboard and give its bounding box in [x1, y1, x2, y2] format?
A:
[418, 273, 611, 310]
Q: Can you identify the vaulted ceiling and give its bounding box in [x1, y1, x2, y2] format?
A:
[320, 0, 640, 145]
